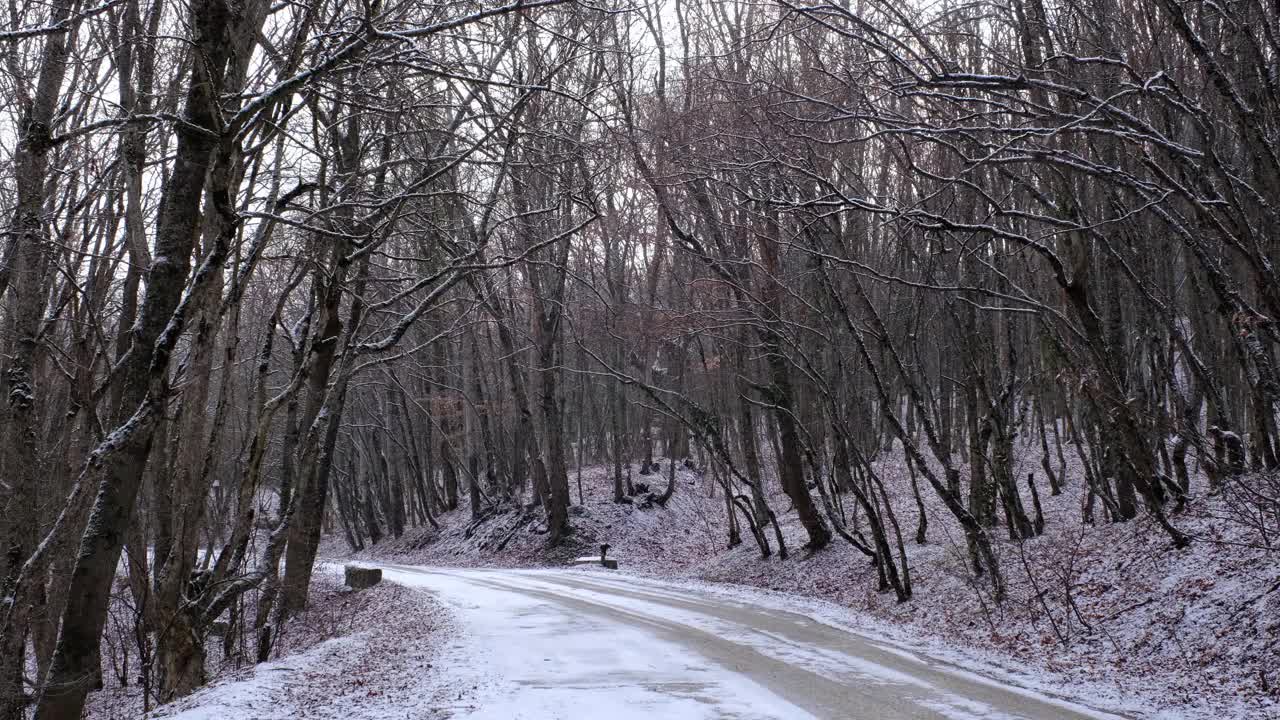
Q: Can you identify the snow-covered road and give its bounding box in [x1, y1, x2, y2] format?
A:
[380, 564, 1127, 720]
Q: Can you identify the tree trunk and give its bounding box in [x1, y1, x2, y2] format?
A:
[33, 1, 257, 715]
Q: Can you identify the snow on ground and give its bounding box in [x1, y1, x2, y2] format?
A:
[150, 570, 452, 719]
[334, 449, 1280, 720]
[389, 567, 819, 720]
[143, 634, 367, 720]
[85, 571, 455, 720]
[384, 566, 1126, 717]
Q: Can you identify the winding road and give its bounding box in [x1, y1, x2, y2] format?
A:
[378, 564, 1126, 720]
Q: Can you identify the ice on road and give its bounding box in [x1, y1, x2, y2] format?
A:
[383, 565, 1124, 720]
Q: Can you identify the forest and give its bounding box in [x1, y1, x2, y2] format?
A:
[1, 0, 1277, 717]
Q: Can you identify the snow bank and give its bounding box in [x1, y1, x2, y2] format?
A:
[86, 572, 454, 720]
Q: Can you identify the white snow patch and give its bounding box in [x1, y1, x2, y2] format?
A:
[149, 636, 365, 719]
